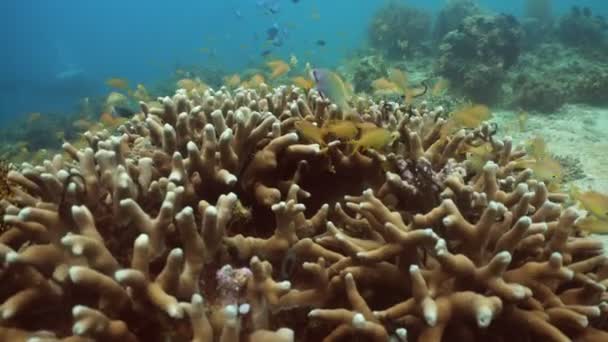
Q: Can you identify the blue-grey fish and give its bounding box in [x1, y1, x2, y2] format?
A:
[112, 106, 136, 118]
[311, 68, 352, 111]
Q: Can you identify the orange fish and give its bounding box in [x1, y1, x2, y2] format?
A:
[224, 74, 242, 88]
[292, 76, 314, 90]
[105, 78, 129, 90]
[267, 60, 290, 79]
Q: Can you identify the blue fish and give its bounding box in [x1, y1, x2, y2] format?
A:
[267, 24, 279, 40]
[257, 0, 280, 15]
[311, 68, 352, 111]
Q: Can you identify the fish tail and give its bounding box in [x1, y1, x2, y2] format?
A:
[350, 141, 360, 156]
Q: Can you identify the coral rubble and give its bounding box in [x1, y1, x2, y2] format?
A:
[1, 81, 608, 342]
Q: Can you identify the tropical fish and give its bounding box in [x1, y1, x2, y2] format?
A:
[526, 136, 547, 159]
[310, 68, 352, 111]
[224, 74, 242, 88]
[432, 78, 449, 96]
[450, 104, 491, 129]
[518, 110, 528, 132]
[322, 120, 358, 140]
[261, 50, 272, 57]
[316, 40, 327, 46]
[372, 68, 426, 104]
[292, 76, 314, 90]
[371, 78, 401, 96]
[105, 78, 129, 90]
[575, 216, 608, 234]
[295, 120, 325, 145]
[177, 78, 198, 91]
[100, 112, 126, 128]
[73, 119, 93, 130]
[112, 106, 136, 118]
[105, 92, 128, 107]
[355, 122, 380, 134]
[513, 157, 563, 185]
[267, 60, 290, 79]
[257, 0, 280, 14]
[130, 84, 151, 102]
[289, 54, 298, 67]
[27, 112, 42, 124]
[465, 142, 494, 173]
[351, 127, 398, 155]
[245, 74, 266, 89]
[266, 25, 280, 41]
[571, 186, 608, 220]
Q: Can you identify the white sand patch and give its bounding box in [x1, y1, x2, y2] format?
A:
[492, 104, 608, 247]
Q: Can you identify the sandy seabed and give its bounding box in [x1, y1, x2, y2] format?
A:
[494, 104, 608, 247]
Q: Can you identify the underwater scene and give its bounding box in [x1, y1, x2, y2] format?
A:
[2, 0, 608, 340]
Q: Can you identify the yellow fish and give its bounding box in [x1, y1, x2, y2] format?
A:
[322, 120, 358, 140]
[267, 60, 291, 79]
[575, 216, 608, 234]
[292, 76, 314, 90]
[465, 142, 494, 173]
[372, 78, 401, 96]
[355, 122, 379, 134]
[432, 78, 449, 96]
[295, 120, 325, 145]
[27, 112, 42, 124]
[351, 128, 399, 155]
[177, 78, 198, 91]
[513, 157, 563, 185]
[571, 186, 608, 220]
[518, 110, 528, 132]
[105, 78, 129, 90]
[224, 74, 242, 88]
[244, 74, 266, 89]
[451, 104, 491, 129]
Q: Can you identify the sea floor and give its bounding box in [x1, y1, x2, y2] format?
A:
[493, 104, 608, 248]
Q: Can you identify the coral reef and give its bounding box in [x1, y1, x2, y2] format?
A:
[368, 1, 432, 59]
[557, 6, 608, 51]
[0, 160, 11, 233]
[507, 44, 608, 112]
[521, 0, 555, 48]
[433, 0, 482, 43]
[341, 53, 387, 93]
[511, 75, 566, 113]
[436, 14, 523, 103]
[1, 80, 608, 342]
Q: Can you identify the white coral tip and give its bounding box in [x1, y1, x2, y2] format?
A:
[352, 313, 366, 328]
[239, 303, 251, 315]
[477, 306, 493, 328]
[135, 234, 150, 248]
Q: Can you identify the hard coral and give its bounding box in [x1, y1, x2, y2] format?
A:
[368, 1, 432, 59]
[434, 0, 482, 43]
[558, 6, 608, 50]
[0, 79, 607, 342]
[437, 14, 523, 103]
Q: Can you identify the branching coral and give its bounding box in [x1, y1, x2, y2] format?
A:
[0, 79, 607, 342]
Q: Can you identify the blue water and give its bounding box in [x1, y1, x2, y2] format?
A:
[1, 0, 606, 124]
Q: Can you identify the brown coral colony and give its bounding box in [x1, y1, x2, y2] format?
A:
[1, 83, 607, 342]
